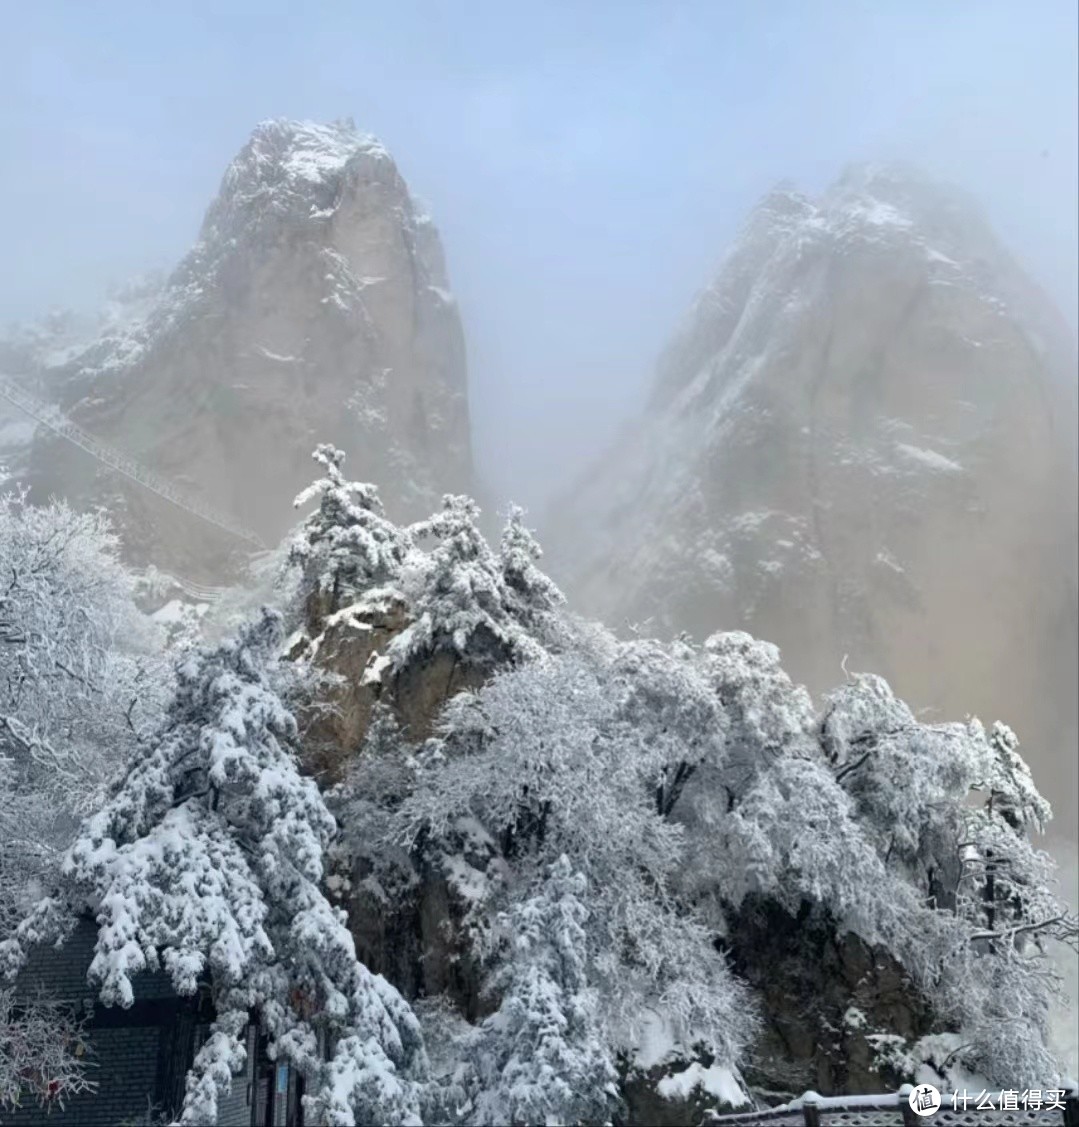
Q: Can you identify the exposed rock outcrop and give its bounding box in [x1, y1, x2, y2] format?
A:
[291, 588, 493, 783]
[724, 897, 932, 1098]
[3, 119, 471, 580]
[551, 163, 1078, 839]
[299, 597, 502, 1021]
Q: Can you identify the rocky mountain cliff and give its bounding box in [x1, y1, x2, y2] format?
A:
[0, 118, 471, 579]
[551, 163, 1078, 839]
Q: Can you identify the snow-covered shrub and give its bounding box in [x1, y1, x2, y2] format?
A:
[0, 985, 96, 1113]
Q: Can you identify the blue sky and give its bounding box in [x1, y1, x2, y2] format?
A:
[2, 1, 1076, 506]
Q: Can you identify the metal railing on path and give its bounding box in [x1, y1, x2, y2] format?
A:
[703, 1086, 1079, 1127]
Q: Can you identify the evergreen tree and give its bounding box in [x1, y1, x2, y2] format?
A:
[390, 495, 543, 670]
[473, 856, 617, 1126]
[498, 505, 564, 637]
[5, 611, 427, 1126]
[290, 445, 408, 618]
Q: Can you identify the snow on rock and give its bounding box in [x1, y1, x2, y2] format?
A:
[255, 346, 300, 363]
[894, 442, 964, 473]
[360, 650, 392, 687]
[633, 1011, 678, 1071]
[657, 1062, 749, 1106]
[843, 199, 913, 229]
[925, 246, 960, 266]
[874, 550, 906, 574]
[150, 597, 209, 625]
[4, 117, 472, 580]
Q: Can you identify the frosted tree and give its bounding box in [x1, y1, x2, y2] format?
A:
[289, 444, 408, 621]
[700, 631, 817, 784]
[819, 674, 1075, 949]
[708, 664, 1074, 1087]
[0, 493, 163, 1115]
[3, 610, 427, 1126]
[399, 650, 756, 1069]
[0, 492, 162, 922]
[471, 856, 617, 1126]
[610, 635, 728, 817]
[498, 505, 565, 640]
[389, 494, 543, 671]
[672, 630, 819, 915]
[817, 673, 981, 886]
[0, 986, 96, 1113]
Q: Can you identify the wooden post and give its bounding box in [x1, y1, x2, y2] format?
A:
[901, 1099, 920, 1127]
[802, 1098, 821, 1127]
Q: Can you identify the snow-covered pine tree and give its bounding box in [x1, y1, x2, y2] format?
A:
[389, 495, 543, 671]
[498, 505, 564, 640]
[4, 609, 427, 1126]
[290, 444, 408, 622]
[472, 855, 617, 1126]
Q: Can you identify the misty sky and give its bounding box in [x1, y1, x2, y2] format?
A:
[2, 0, 1076, 509]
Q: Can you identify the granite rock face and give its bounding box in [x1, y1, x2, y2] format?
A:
[552, 164, 1078, 838]
[2, 119, 471, 579]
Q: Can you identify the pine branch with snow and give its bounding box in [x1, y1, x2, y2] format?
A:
[387, 495, 546, 672]
[290, 445, 409, 623]
[498, 505, 565, 640]
[19, 609, 429, 1126]
[471, 856, 618, 1126]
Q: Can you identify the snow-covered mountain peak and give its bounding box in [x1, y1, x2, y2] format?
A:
[2, 117, 472, 578]
[223, 117, 388, 197]
[748, 183, 817, 228]
[552, 165, 1077, 817]
[822, 162, 1005, 261]
[650, 164, 1027, 414]
[197, 118, 401, 251]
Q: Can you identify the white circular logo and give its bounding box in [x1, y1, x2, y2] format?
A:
[908, 1084, 942, 1116]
